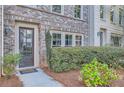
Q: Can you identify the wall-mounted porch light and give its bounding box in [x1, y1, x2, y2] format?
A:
[4, 25, 13, 35]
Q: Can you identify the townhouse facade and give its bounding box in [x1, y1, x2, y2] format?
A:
[0, 6, 2, 76]
[3, 5, 89, 69]
[89, 5, 124, 47]
[0, 6, 2, 61]
[2, 5, 124, 70]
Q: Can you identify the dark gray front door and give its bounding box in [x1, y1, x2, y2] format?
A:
[19, 27, 34, 68]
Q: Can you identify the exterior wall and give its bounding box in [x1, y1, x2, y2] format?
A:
[4, 5, 89, 67]
[0, 6, 2, 58]
[89, 5, 124, 47]
[0, 6, 2, 76]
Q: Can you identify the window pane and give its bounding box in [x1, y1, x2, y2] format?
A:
[110, 7, 114, 22]
[100, 5, 104, 19]
[74, 5, 81, 18]
[65, 35, 72, 46]
[52, 5, 61, 13]
[52, 33, 61, 47]
[75, 36, 82, 46]
[111, 36, 122, 47]
[119, 9, 123, 25]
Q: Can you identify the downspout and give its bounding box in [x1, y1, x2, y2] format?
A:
[1, 5, 4, 77]
[123, 6, 124, 47]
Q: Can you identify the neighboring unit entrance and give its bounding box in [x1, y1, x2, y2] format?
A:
[19, 27, 34, 68]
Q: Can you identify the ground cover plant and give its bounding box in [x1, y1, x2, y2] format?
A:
[2, 53, 22, 78]
[80, 58, 118, 87]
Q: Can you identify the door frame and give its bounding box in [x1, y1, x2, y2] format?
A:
[19, 27, 34, 68]
[15, 22, 39, 70]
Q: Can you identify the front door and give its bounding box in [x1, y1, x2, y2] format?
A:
[19, 27, 34, 68]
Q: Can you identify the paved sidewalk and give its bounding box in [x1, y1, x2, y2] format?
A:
[16, 68, 63, 87]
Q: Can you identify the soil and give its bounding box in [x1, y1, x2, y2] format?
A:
[43, 67, 124, 87]
[111, 69, 124, 87]
[0, 75, 23, 87]
[43, 67, 84, 87]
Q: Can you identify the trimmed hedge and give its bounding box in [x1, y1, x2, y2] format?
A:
[50, 47, 124, 72]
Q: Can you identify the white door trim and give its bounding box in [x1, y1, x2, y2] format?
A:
[15, 22, 39, 70]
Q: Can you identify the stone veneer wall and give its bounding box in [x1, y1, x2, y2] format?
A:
[4, 5, 89, 66]
[0, 6, 2, 76]
[0, 6, 2, 59]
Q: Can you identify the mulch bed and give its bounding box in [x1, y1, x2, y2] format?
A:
[43, 67, 84, 87]
[0, 75, 23, 87]
[43, 67, 124, 87]
[111, 69, 124, 87]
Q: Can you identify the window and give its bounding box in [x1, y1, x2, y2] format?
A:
[26, 5, 37, 8]
[111, 36, 122, 47]
[52, 33, 61, 47]
[52, 5, 62, 14]
[74, 5, 81, 19]
[65, 35, 72, 46]
[75, 36, 82, 46]
[119, 9, 123, 25]
[110, 7, 114, 23]
[100, 5, 104, 19]
[100, 32, 103, 46]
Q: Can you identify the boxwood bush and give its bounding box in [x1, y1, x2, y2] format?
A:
[50, 47, 124, 72]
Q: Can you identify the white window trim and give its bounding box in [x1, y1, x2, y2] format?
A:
[75, 35, 82, 46]
[65, 34, 73, 47]
[50, 31, 62, 47]
[50, 30, 84, 47]
[52, 33, 62, 47]
[51, 5, 64, 15]
[119, 8, 123, 26]
[111, 35, 122, 47]
[100, 5, 106, 21]
[110, 6, 116, 24]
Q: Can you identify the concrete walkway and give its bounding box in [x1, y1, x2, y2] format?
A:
[17, 68, 63, 87]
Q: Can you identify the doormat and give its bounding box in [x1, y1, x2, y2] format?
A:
[20, 68, 38, 74]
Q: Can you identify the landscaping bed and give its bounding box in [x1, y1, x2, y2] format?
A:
[43, 67, 124, 87]
[43, 67, 83, 87]
[0, 75, 22, 87]
[45, 46, 124, 87]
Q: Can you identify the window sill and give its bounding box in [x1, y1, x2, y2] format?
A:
[65, 45, 72, 47]
[74, 17, 81, 20]
[52, 11, 63, 15]
[100, 18, 106, 22]
[119, 24, 123, 27]
[52, 46, 61, 47]
[110, 22, 116, 25]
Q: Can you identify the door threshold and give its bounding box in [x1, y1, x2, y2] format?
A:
[16, 66, 37, 71]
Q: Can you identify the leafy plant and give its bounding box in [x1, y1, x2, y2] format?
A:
[80, 58, 118, 87]
[2, 53, 22, 78]
[50, 47, 124, 72]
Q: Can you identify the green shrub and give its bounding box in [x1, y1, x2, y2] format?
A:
[80, 58, 118, 87]
[45, 29, 52, 68]
[3, 53, 22, 78]
[50, 47, 124, 72]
